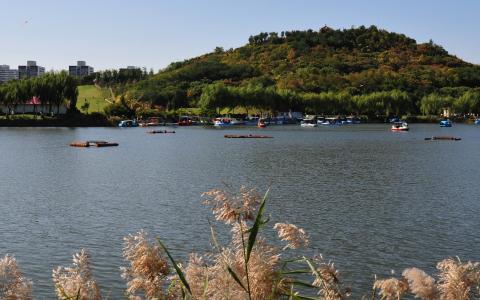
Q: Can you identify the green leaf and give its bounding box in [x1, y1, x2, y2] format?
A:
[246, 188, 270, 263]
[226, 265, 248, 292]
[304, 257, 321, 278]
[209, 222, 221, 252]
[157, 238, 192, 295]
[202, 272, 209, 298]
[290, 280, 317, 288]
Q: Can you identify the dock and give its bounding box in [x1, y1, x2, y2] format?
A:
[147, 130, 176, 134]
[424, 136, 461, 141]
[224, 134, 273, 139]
[69, 140, 119, 147]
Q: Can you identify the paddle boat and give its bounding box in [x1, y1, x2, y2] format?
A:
[320, 117, 343, 126]
[346, 116, 361, 124]
[474, 119, 480, 125]
[258, 118, 267, 128]
[178, 116, 193, 126]
[118, 119, 138, 127]
[139, 117, 163, 127]
[213, 118, 233, 127]
[301, 116, 318, 127]
[230, 118, 246, 125]
[391, 121, 409, 131]
[440, 119, 452, 127]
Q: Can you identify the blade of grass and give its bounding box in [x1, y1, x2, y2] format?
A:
[209, 222, 221, 252]
[226, 265, 248, 292]
[290, 280, 317, 288]
[157, 238, 192, 295]
[246, 188, 270, 262]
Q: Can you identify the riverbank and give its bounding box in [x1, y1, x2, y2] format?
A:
[0, 113, 112, 127]
[0, 113, 474, 127]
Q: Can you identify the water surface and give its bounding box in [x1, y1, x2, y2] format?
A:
[0, 124, 479, 298]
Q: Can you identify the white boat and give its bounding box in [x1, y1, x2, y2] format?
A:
[391, 122, 409, 131]
[230, 118, 246, 125]
[300, 116, 318, 127]
[213, 118, 233, 127]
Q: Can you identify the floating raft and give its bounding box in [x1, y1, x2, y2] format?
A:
[224, 134, 273, 139]
[424, 136, 461, 141]
[147, 130, 176, 134]
[69, 140, 119, 147]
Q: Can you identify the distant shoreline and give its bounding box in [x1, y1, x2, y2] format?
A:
[0, 115, 473, 127]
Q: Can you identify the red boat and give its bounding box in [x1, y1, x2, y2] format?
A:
[178, 116, 193, 126]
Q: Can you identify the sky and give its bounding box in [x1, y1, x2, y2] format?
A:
[1, 0, 479, 71]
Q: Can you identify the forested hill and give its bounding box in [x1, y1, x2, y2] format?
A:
[123, 26, 480, 116]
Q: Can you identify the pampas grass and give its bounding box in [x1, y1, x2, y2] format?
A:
[121, 230, 169, 299]
[52, 249, 101, 300]
[4, 186, 480, 300]
[0, 254, 32, 300]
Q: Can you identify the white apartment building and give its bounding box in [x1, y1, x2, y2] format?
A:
[0, 65, 19, 83]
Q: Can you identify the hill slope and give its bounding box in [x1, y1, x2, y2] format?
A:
[124, 26, 480, 115]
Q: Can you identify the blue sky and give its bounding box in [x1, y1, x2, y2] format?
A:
[1, 0, 479, 71]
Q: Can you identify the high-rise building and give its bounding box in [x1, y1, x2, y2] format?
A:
[18, 61, 45, 79]
[69, 61, 94, 77]
[0, 65, 19, 83]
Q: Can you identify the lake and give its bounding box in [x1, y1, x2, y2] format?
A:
[1, 124, 479, 298]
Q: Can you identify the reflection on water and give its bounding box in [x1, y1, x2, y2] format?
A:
[0, 124, 479, 298]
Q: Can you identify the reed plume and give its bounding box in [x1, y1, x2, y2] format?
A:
[374, 277, 409, 300]
[202, 186, 261, 224]
[0, 254, 32, 300]
[121, 230, 169, 299]
[437, 258, 480, 300]
[309, 256, 346, 300]
[52, 249, 101, 300]
[402, 267, 438, 300]
[274, 222, 309, 250]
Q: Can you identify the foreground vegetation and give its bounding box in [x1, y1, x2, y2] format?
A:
[1, 187, 480, 299]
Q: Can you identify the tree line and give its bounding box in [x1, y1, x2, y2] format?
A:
[199, 83, 480, 117]
[0, 72, 78, 115]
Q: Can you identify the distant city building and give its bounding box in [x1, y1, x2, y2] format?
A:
[18, 61, 45, 79]
[119, 66, 141, 72]
[0, 65, 19, 83]
[69, 61, 94, 77]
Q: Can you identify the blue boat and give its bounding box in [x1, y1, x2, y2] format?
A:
[440, 120, 452, 127]
[475, 119, 480, 125]
[118, 119, 139, 127]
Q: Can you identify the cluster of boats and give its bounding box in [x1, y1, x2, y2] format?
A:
[118, 115, 480, 130]
[300, 116, 361, 127]
[119, 116, 298, 128]
[390, 119, 453, 131]
[212, 116, 298, 127]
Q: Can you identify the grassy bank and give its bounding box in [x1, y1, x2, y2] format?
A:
[77, 85, 111, 114]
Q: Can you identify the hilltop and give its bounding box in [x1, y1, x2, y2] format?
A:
[104, 26, 480, 117]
